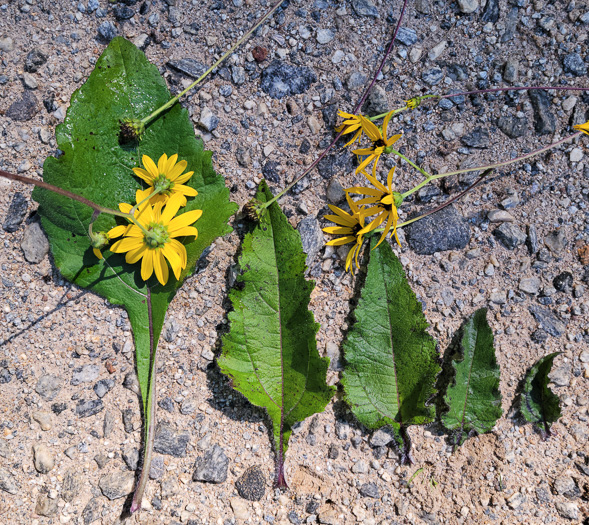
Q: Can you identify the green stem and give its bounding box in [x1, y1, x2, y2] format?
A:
[130, 188, 160, 215]
[389, 148, 430, 180]
[401, 131, 582, 199]
[140, 0, 287, 126]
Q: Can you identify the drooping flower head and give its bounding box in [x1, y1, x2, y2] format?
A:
[109, 191, 202, 286]
[335, 110, 365, 148]
[133, 153, 198, 206]
[574, 120, 589, 136]
[352, 111, 402, 177]
[322, 193, 367, 274]
[347, 167, 403, 249]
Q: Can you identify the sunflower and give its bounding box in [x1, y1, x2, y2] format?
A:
[322, 193, 366, 273]
[352, 111, 402, 177]
[109, 191, 202, 285]
[574, 120, 589, 136]
[133, 153, 198, 206]
[335, 110, 365, 148]
[347, 167, 402, 249]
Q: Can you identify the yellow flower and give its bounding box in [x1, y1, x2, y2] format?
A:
[109, 191, 202, 285]
[352, 111, 402, 177]
[347, 167, 402, 249]
[574, 120, 589, 135]
[335, 110, 364, 147]
[133, 153, 198, 206]
[406, 97, 419, 110]
[322, 193, 366, 273]
[90, 230, 111, 260]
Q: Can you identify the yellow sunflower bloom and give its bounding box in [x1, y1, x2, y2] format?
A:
[133, 153, 198, 206]
[347, 167, 402, 249]
[335, 110, 364, 148]
[322, 193, 366, 273]
[109, 191, 202, 286]
[574, 120, 589, 135]
[352, 111, 402, 177]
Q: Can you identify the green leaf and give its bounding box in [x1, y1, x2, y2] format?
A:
[218, 180, 334, 486]
[33, 37, 236, 412]
[519, 352, 561, 438]
[440, 308, 502, 446]
[341, 237, 440, 462]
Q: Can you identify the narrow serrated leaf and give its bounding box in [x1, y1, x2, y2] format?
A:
[440, 308, 502, 446]
[341, 236, 440, 461]
[520, 352, 562, 437]
[219, 180, 334, 486]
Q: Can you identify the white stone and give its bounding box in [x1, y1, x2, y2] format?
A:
[562, 96, 577, 111]
[458, 0, 479, 13]
[428, 41, 447, 61]
[570, 147, 583, 162]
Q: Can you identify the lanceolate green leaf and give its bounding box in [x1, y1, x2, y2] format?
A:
[440, 309, 502, 446]
[219, 180, 334, 486]
[342, 237, 440, 462]
[520, 352, 561, 437]
[32, 37, 236, 507]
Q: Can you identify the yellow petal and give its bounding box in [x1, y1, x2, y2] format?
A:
[174, 184, 198, 197]
[162, 243, 182, 279]
[169, 239, 187, 268]
[168, 209, 202, 232]
[169, 226, 198, 239]
[108, 224, 128, 239]
[173, 171, 195, 185]
[373, 212, 395, 249]
[167, 158, 186, 181]
[160, 193, 185, 224]
[132, 167, 154, 184]
[111, 236, 143, 253]
[165, 154, 179, 175]
[574, 121, 589, 135]
[387, 167, 396, 192]
[142, 155, 159, 179]
[126, 244, 147, 264]
[323, 226, 354, 235]
[359, 116, 381, 142]
[385, 133, 403, 147]
[153, 249, 169, 285]
[326, 236, 356, 246]
[119, 202, 133, 214]
[141, 249, 154, 281]
[346, 186, 382, 197]
[382, 110, 393, 141]
[157, 153, 168, 174]
[93, 248, 103, 259]
[324, 214, 356, 227]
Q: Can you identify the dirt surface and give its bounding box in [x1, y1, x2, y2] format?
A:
[1, 0, 589, 524]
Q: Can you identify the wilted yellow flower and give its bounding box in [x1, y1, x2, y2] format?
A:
[90, 230, 110, 260]
[406, 97, 419, 110]
[574, 120, 589, 136]
[109, 191, 202, 285]
[322, 193, 366, 274]
[133, 153, 197, 206]
[352, 111, 402, 177]
[335, 110, 364, 147]
[347, 167, 402, 249]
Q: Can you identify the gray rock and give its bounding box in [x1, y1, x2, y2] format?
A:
[529, 305, 565, 337]
[97, 21, 118, 42]
[122, 408, 136, 433]
[82, 498, 102, 525]
[24, 49, 47, 73]
[198, 106, 219, 132]
[415, 0, 431, 14]
[563, 53, 587, 77]
[94, 454, 110, 469]
[549, 365, 571, 387]
[103, 410, 116, 438]
[359, 482, 379, 498]
[93, 379, 114, 398]
[317, 152, 354, 180]
[493, 223, 526, 250]
[370, 427, 395, 447]
[422, 68, 444, 86]
[35, 494, 58, 517]
[0, 440, 9, 458]
[352, 460, 369, 474]
[544, 230, 567, 254]
[122, 371, 140, 394]
[260, 60, 317, 99]
[235, 465, 266, 501]
[527, 225, 539, 254]
[154, 422, 190, 457]
[326, 179, 345, 204]
[236, 146, 252, 168]
[33, 443, 55, 473]
[325, 342, 343, 371]
[21, 220, 49, 263]
[347, 71, 367, 90]
[556, 501, 578, 520]
[405, 205, 470, 255]
[122, 446, 139, 471]
[316, 29, 335, 44]
[482, 0, 499, 22]
[99, 471, 135, 500]
[6, 91, 38, 121]
[457, 0, 478, 14]
[396, 27, 418, 46]
[362, 85, 388, 116]
[553, 272, 573, 294]
[149, 455, 165, 480]
[0, 468, 19, 494]
[180, 398, 197, 415]
[503, 58, 518, 83]
[553, 474, 578, 497]
[497, 116, 527, 139]
[487, 210, 514, 223]
[71, 364, 100, 385]
[114, 5, 134, 20]
[298, 216, 324, 265]
[352, 0, 378, 17]
[417, 185, 441, 203]
[231, 65, 246, 86]
[168, 58, 207, 79]
[3, 192, 29, 232]
[76, 399, 104, 418]
[335, 421, 350, 440]
[0, 36, 14, 52]
[461, 127, 490, 148]
[36, 374, 63, 401]
[192, 444, 228, 483]
[519, 277, 541, 295]
[529, 90, 556, 135]
[262, 161, 281, 184]
[61, 470, 82, 502]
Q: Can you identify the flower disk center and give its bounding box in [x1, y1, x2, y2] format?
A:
[144, 223, 169, 249]
[153, 174, 174, 194]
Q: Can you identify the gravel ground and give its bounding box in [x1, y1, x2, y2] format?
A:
[1, 0, 589, 524]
